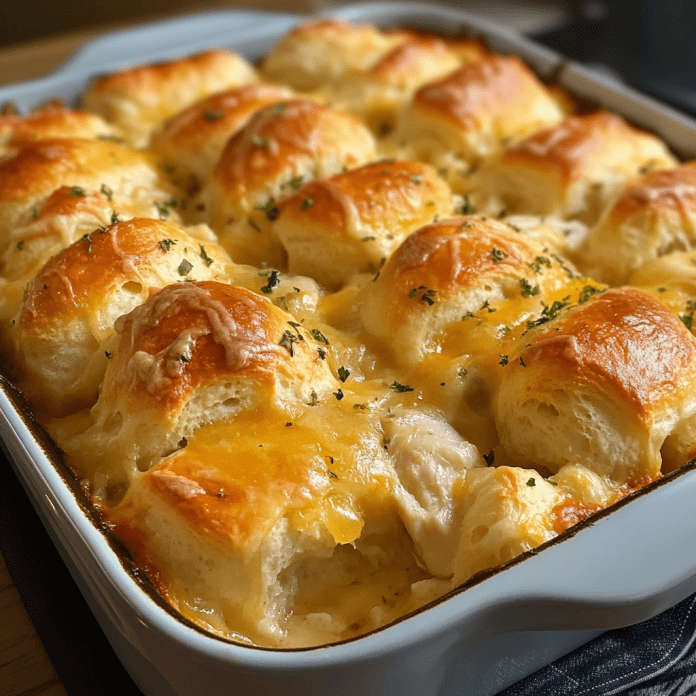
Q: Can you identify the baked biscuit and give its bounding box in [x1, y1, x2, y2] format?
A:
[359, 215, 578, 367]
[83, 49, 257, 147]
[150, 83, 295, 194]
[0, 103, 120, 152]
[273, 160, 453, 289]
[329, 36, 462, 134]
[468, 110, 677, 224]
[13, 219, 230, 416]
[394, 54, 566, 182]
[0, 138, 180, 256]
[575, 163, 696, 283]
[451, 466, 564, 583]
[494, 287, 696, 484]
[59, 282, 337, 485]
[260, 19, 401, 91]
[207, 99, 377, 267]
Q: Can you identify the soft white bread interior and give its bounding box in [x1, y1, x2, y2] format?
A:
[494, 286, 696, 484]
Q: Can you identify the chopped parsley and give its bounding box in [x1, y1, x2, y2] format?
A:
[519, 357, 527, 367]
[301, 197, 314, 210]
[390, 381, 414, 393]
[420, 288, 436, 305]
[528, 256, 551, 274]
[248, 218, 261, 232]
[280, 330, 301, 357]
[82, 233, 93, 253]
[16, 241, 24, 251]
[520, 278, 540, 297]
[499, 355, 509, 367]
[461, 196, 474, 214]
[204, 109, 224, 121]
[458, 368, 468, 379]
[483, 450, 495, 466]
[199, 245, 214, 267]
[257, 199, 279, 220]
[178, 259, 193, 276]
[681, 314, 694, 330]
[260, 269, 280, 294]
[311, 329, 329, 344]
[288, 175, 304, 189]
[353, 403, 367, 410]
[70, 186, 86, 197]
[526, 477, 536, 487]
[337, 366, 350, 383]
[100, 183, 113, 200]
[491, 248, 507, 262]
[333, 389, 344, 401]
[110, 211, 121, 225]
[317, 347, 327, 360]
[160, 238, 177, 252]
[307, 391, 319, 406]
[578, 285, 603, 303]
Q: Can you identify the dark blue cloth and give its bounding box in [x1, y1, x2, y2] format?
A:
[502, 593, 696, 695]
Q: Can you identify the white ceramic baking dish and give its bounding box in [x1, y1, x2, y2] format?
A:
[2, 4, 696, 695]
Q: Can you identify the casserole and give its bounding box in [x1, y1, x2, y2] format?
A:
[2, 3, 696, 694]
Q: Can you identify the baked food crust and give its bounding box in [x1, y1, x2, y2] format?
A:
[2, 18, 694, 651]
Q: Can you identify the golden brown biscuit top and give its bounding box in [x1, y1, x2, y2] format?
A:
[111, 281, 326, 410]
[518, 286, 696, 414]
[411, 55, 552, 130]
[0, 104, 118, 148]
[30, 184, 109, 222]
[275, 160, 446, 231]
[501, 111, 669, 180]
[153, 84, 295, 150]
[367, 36, 460, 88]
[84, 49, 253, 107]
[379, 216, 540, 295]
[607, 163, 696, 222]
[0, 137, 163, 205]
[212, 100, 375, 197]
[18, 218, 214, 328]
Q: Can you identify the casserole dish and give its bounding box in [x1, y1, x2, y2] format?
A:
[2, 3, 696, 694]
